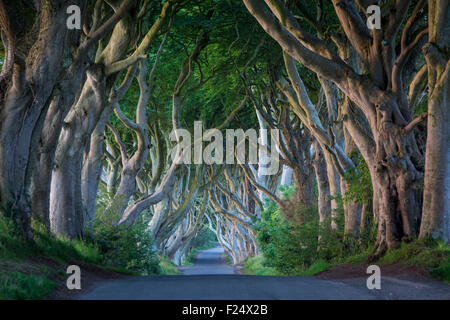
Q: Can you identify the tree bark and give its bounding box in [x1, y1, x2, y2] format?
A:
[50, 65, 107, 238]
[419, 0, 450, 242]
[312, 141, 331, 224]
[0, 1, 87, 238]
[243, 0, 425, 255]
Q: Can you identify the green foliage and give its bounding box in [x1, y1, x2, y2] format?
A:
[331, 194, 376, 252]
[32, 220, 102, 264]
[254, 202, 450, 282]
[0, 212, 101, 299]
[0, 204, 161, 276]
[254, 189, 372, 275]
[241, 255, 279, 276]
[0, 207, 164, 300]
[0, 212, 101, 264]
[342, 152, 373, 206]
[158, 255, 180, 275]
[181, 249, 197, 266]
[190, 227, 217, 249]
[340, 153, 377, 249]
[297, 259, 330, 276]
[0, 272, 56, 300]
[253, 192, 450, 281]
[378, 240, 450, 282]
[86, 206, 160, 275]
[255, 200, 340, 275]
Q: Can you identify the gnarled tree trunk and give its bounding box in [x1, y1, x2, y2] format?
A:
[420, 0, 450, 242]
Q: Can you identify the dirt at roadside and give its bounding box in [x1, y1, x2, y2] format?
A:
[315, 262, 450, 300]
[49, 262, 130, 300]
[315, 262, 429, 280]
[0, 256, 130, 300]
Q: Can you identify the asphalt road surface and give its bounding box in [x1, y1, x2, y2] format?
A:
[79, 247, 380, 300]
[178, 247, 236, 275]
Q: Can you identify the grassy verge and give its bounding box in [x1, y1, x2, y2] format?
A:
[0, 216, 100, 299]
[0, 214, 175, 299]
[377, 240, 450, 282]
[241, 256, 280, 276]
[0, 271, 56, 300]
[158, 255, 180, 275]
[222, 252, 233, 266]
[242, 240, 450, 282]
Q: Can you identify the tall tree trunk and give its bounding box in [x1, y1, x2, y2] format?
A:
[341, 129, 361, 240]
[50, 9, 134, 237]
[108, 59, 152, 219]
[50, 65, 107, 238]
[81, 105, 113, 225]
[341, 179, 361, 239]
[419, 0, 450, 243]
[324, 151, 340, 229]
[280, 165, 292, 187]
[28, 0, 135, 231]
[312, 141, 331, 224]
[0, 1, 86, 238]
[30, 65, 89, 229]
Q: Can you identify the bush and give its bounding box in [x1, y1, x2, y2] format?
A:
[242, 255, 279, 276]
[86, 209, 160, 275]
[255, 185, 349, 275]
[158, 255, 180, 275]
[256, 200, 320, 274]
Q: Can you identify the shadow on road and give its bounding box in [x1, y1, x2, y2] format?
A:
[77, 247, 450, 300]
[178, 247, 235, 275]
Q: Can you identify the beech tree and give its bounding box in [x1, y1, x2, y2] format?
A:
[0, 0, 447, 270]
[243, 0, 435, 256]
[0, 0, 135, 238]
[419, 0, 449, 242]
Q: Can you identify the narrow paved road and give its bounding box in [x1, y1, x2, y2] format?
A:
[178, 247, 235, 275]
[79, 247, 378, 300]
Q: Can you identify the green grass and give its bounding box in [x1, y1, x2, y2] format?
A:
[242, 256, 280, 276]
[222, 252, 233, 266]
[299, 241, 450, 281]
[377, 240, 450, 282]
[0, 272, 56, 300]
[181, 250, 197, 266]
[0, 216, 105, 299]
[243, 240, 450, 282]
[0, 213, 178, 299]
[297, 259, 330, 276]
[158, 255, 180, 275]
[345, 246, 374, 265]
[102, 265, 140, 276]
[0, 217, 102, 264]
